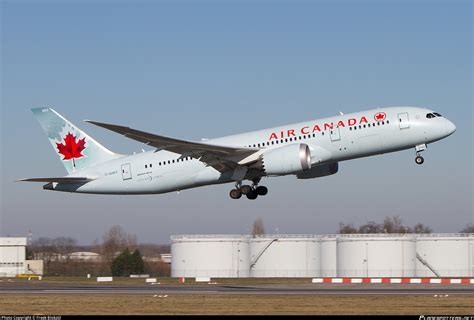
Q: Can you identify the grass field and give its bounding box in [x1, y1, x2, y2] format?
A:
[2, 277, 473, 315]
[1, 294, 473, 315]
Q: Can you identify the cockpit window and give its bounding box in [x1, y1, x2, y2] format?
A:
[426, 113, 435, 119]
[433, 112, 442, 117]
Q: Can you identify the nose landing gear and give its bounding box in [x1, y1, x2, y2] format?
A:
[415, 155, 424, 165]
[230, 180, 268, 200]
[415, 155, 425, 164]
[415, 144, 427, 165]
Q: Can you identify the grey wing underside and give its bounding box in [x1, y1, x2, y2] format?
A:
[85, 120, 261, 172]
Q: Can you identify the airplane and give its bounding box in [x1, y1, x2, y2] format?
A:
[19, 106, 456, 200]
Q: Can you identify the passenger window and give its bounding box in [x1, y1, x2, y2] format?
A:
[145, 165, 147, 168]
[313, 133, 316, 137]
[150, 164, 152, 168]
[386, 120, 389, 124]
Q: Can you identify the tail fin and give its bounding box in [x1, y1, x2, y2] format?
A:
[32, 108, 120, 174]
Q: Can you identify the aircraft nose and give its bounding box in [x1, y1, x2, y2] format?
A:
[446, 119, 456, 136]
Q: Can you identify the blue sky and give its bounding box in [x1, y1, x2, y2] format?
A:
[1, 0, 472, 244]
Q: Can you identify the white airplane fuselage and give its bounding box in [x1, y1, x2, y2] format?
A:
[45, 106, 455, 196]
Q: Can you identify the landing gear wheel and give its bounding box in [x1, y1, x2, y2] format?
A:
[230, 189, 242, 199]
[255, 186, 268, 196]
[240, 185, 252, 195]
[246, 190, 258, 200]
[415, 155, 424, 165]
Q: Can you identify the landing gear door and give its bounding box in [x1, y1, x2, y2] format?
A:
[330, 127, 341, 142]
[398, 112, 410, 129]
[121, 163, 132, 180]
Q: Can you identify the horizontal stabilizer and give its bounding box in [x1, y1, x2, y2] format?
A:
[17, 177, 94, 183]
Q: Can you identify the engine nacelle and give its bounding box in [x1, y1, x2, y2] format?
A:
[261, 144, 311, 176]
[296, 162, 339, 179]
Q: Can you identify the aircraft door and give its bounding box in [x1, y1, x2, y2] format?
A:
[398, 112, 410, 129]
[330, 127, 341, 142]
[121, 163, 132, 180]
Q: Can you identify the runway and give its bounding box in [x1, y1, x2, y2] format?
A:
[1, 282, 473, 296]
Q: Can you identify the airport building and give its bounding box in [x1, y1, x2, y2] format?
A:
[170, 233, 474, 278]
[0, 237, 43, 277]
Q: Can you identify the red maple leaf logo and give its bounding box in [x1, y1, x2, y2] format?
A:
[374, 112, 386, 121]
[56, 132, 86, 161]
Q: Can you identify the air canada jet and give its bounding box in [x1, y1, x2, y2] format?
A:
[19, 107, 455, 200]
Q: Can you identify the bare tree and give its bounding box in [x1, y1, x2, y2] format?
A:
[412, 223, 432, 234]
[460, 223, 474, 233]
[101, 225, 137, 261]
[252, 218, 265, 237]
[358, 221, 383, 234]
[382, 216, 409, 233]
[52, 237, 78, 255]
[30, 236, 78, 261]
[338, 223, 358, 234]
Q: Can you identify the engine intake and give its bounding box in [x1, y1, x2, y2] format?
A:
[261, 144, 311, 176]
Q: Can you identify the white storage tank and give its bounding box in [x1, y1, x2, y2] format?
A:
[337, 234, 416, 277]
[249, 235, 321, 277]
[416, 234, 474, 277]
[320, 236, 337, 277]
[171, 235, 250, 278]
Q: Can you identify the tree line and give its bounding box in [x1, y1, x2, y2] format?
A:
[250, 217, 474, 236]
[338, 217, 474, 234]
[28, 225, 170, 277]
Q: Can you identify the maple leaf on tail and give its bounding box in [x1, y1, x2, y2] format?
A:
[56, 132, 86, 167]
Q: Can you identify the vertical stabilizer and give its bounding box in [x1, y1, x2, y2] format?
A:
[31, 108, 120, 174]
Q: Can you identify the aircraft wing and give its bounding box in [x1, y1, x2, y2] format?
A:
[85, 120, 260, 172]
[17, 177, 94, 183]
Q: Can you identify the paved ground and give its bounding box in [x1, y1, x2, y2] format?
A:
[1, 281, 473, 296]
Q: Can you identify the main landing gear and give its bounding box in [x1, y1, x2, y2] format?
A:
[415, 144, 426, 165]
[229, 180, 268, 200]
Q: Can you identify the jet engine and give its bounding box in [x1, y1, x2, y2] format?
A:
[261, 144, 311, 175]
[296, 162, 338, 179]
